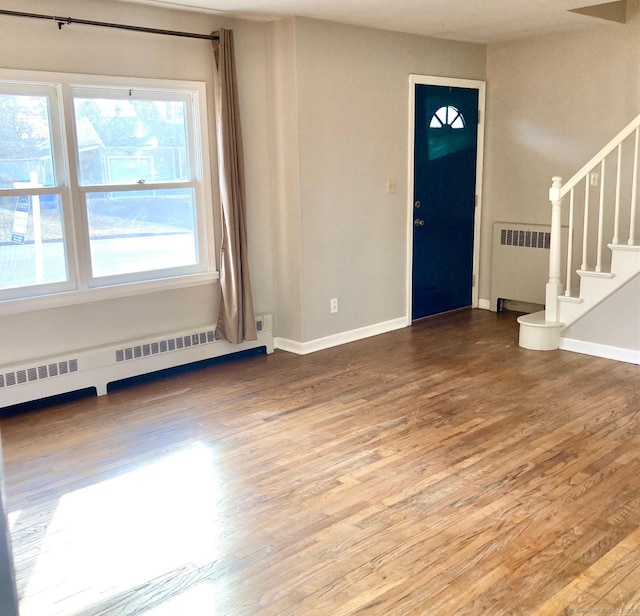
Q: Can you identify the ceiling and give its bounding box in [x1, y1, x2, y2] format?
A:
[115, 0, 626, 43]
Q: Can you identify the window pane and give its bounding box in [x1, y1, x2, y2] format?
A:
[435, 107, 448, 125]
[0, 94, 55, 188]
[86, 188, 197, 278]
[0, 194, 67, 290]
[74, 98, 189, 185]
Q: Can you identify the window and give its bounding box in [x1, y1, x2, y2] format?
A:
[0, 70, 214, 306]
[429, 106, 465, 129]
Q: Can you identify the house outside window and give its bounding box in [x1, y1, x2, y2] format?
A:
[0, 69, 215, 307]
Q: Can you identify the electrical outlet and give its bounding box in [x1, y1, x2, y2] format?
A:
[590, 172, 599, 187]
[386, 179, 397, 194]
[330, 298, 339, 314]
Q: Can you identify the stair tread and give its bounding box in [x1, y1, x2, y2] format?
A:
[517, 311, 564, 328]
[608, 242, 640, 252]
[558, 295, 583, 303]
[577, 270, 615, 278]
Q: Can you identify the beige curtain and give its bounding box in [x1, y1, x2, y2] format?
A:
[211, 29, 257, 344]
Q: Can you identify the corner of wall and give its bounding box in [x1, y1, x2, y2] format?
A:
[266, 18, 304, 342]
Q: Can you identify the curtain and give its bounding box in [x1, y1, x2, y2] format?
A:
[211, 29, 257, 344]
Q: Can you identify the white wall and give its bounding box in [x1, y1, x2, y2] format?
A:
[267, 19, 304, 342]
[482, 1, 640, 302]
[290, 18, 485, 342]
[563, 273, 640, 351]
[0, 0, 275, 365]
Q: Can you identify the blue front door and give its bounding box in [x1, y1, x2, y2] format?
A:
[412, 84, 479, 320]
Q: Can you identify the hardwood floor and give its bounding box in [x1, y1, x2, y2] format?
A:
[1, 309, 639, 615]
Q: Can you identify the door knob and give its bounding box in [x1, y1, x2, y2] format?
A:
[414, 218, 425, 227]
[414, 200, 421, 208]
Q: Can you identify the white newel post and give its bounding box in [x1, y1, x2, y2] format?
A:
[545, 176, 564, 322]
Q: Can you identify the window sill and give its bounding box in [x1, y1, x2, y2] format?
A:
[0, 271, 219, 317]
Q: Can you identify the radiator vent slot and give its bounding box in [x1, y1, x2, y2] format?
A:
[0, 358, 79, 388]
[500, 228, 550, 249]
[491, 222, 569, 310]
[115, 329, 216, 363]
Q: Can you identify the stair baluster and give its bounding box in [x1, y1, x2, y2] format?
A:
[545, 176, 564, 322]
[565, 188, 575, 297]
[613, 143, 622, 245]
[629, 126, 639, 246]
[519, 114, 640, 357]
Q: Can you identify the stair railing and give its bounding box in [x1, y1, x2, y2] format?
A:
[546, 114, 640, 322]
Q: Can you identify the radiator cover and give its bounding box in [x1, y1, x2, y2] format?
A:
[490, 222, 568, 312]
[0, 318, 273, 409]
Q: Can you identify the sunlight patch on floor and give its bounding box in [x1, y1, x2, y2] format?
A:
[139, 581, 218, 615]
[19, 443, 221, 616]
[8, 510, 21, 532]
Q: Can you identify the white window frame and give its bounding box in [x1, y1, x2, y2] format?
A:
[0, 69, 217, 316]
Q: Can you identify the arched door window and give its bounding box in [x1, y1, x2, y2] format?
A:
[429, 105, 465, 129]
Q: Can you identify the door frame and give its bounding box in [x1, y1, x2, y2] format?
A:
[405, 75, 486, 325]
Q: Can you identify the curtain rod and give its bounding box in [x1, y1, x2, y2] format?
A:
[0, 8, 219, 41]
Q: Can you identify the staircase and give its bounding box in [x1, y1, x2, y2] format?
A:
[518, 114, 640, 363]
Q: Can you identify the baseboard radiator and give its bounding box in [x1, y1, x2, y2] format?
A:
[490, 222, 569, 311]
[0, 315, 273, 409]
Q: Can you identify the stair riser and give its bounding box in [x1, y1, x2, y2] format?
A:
[517, 311, 563, 350]
[578, 277, 621, 303]
[611, 250, 640, 277]
[557, 301, 584, 324]
[559, 276, 633, 324]
[558, 247, 640, 327]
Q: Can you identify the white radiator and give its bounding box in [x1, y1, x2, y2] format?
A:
[0, 316, 273, 409]
[490, 222, 569, 311]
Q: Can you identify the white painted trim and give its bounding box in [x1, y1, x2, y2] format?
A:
[0, 327, 274, 408]
[273, 337, 306, 355]
[0, 272, 219, 317]
[559, 337, 640, 365]
[274, 317, 407, 355]
[478, 299, 491, 310]
[406, 75, 486, 323]
[0, 68, 217, 304]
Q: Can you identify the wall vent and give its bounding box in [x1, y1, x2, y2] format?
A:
[491, 222, 569, 310]
[0, 358, 79, 389]
[115, 329, 216, 363]
[500, 228, 550, 249]
[1, 318, 274, 409]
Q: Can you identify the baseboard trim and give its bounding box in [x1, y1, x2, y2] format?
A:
[559, 337, 640, 365]
[478, 299, 491, 311]
[1, 328, 274, 409]
[272, 337, 307, 355]
[274, 317, 407, 355]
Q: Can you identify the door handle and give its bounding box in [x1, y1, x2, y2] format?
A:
[414, 218, 425, 227]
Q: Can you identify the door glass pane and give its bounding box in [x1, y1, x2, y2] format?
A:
[0, 94, 56, 188]
[0, 194, 67, 290]
[73, 98, 189, 185]
[85, 188, 197, 278]
[428, 106, 473, 160]
[430, 106, 465, 130]
[435, 107, 448, 126]
[451, 114, 465, 129]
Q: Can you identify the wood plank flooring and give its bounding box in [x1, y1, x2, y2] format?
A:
[1, 309, 639, 615]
